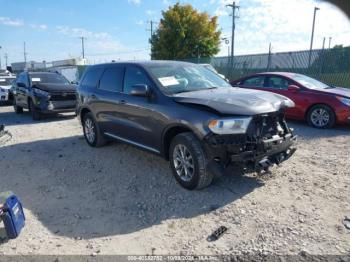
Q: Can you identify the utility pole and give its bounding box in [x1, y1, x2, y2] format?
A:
[267, 43, 272, 70]
[147, 21, 157, 60]
[328, 37, 332, 49]
[79, 37, 86, 59]
[147, 20, 157, 40]
[226, 1, 239, 68]
[23, 42, 27, 63]
[308, 6, 320, 68]
[322, 37, 325, 50]
[4, 53, 8, 68]
[319, 37, 326, 75]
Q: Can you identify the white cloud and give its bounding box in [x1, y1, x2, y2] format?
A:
[217, 0, 350, 56]
[214, 0, 240, 17]
[128, 0, 141, 6]
[146, 10, 156, 16]
[136, 20, 144, 26]
[0, 16, 24, 27]
[29, 24, 48, 30]
[55, 25, 149, 61]
[56, 26, 110, 39]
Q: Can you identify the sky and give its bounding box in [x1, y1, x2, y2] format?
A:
[0, 0, 349, 66]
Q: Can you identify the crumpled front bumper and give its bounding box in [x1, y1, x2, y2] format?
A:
[204, 132, 297, 172]
[232, 134, 297, 171]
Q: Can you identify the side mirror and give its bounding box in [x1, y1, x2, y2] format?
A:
[288, 85, 300, 92]
[130, 84, 149, 97]
[17, 82, 26, 88]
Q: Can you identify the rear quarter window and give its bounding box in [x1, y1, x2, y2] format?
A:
[81, 67, 104, 88]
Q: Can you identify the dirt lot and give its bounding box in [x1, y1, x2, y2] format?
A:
[0, 105, 349, 256]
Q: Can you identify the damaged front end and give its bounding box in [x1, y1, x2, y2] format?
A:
[204, 110, 297, 174]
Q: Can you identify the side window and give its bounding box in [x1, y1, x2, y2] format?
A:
[266, 76, 290, 89]
[81, 67, 104, 88]
[242, 76, 265, 87]
[17, 73, 28, 87]
[99, 67, 124, 92]
[123, 66, 151, 94]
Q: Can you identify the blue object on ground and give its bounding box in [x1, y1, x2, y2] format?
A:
[0, 191, 25, 239]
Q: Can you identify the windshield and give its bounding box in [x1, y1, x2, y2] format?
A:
[291, 74, 331, 90]
[30, 73, 69, 85]
[148, 64, 231, 95]
[0, 78, 15, 85]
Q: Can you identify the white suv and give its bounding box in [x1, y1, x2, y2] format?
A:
[0, 75, 16, 103]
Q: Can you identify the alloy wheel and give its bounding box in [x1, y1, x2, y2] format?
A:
[310, 108, 330, 127]
[84, 118, 96, 144]
[173, 144, 195, 182]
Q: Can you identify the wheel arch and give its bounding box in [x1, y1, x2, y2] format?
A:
[161, 124, 198, 160]
[304, 103, 336, 121]
[79, 107, 92, 124]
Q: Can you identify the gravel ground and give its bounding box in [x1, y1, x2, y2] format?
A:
[0, 105, 349, 256]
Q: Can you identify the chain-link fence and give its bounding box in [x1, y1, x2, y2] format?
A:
[185, 46, 350, 88]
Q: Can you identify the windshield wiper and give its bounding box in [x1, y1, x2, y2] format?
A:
[174, 87, 218, 94]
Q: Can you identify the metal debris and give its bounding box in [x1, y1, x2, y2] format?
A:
[207, 226, 228, 242]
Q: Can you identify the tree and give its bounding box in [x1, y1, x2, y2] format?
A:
[150, 3, 221, 60]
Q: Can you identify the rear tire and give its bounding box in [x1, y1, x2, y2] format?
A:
[307, 104, 335, 129]
[82, 112, 106, 147]
[13, 99, 23, 114]
[169, 132, 213, 190]
[29, 99, 41, 120]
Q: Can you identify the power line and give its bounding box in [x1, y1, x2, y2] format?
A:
[87, 48, 150, 57]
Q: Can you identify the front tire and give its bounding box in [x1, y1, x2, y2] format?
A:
[169, 132, 213, 190]
[13, 99, 23, 114]
[82, 112, 106, 147]
[29, 99, 41, 120]
[307, 104, 335, 129]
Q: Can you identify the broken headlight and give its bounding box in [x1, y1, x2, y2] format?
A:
[33, 88, 49, 97]
[208, 117, 252, 135]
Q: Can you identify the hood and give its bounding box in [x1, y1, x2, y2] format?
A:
[315, 86, 350, 98]
[33, 83, 76, 93]
[173, 87, 294, 115]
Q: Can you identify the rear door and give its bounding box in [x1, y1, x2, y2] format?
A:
[91, 65, 125, 134]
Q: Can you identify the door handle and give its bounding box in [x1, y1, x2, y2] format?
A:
[91, 94, 97, 99]
[119, 100, 126, 104]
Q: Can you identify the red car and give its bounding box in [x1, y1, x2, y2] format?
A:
[231, 72, 350, 128]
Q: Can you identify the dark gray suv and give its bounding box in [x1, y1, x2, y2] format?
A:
[77, 61, 296, 190]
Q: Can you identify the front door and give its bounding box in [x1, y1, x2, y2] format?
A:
[112, 65, 163, 152]
[264, 76, 305, 118]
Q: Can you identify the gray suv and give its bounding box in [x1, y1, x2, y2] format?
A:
[77, 61, 296, 190]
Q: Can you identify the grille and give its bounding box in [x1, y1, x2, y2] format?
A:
[248, 112, 287, 140]
[49, 92, 76, 101]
